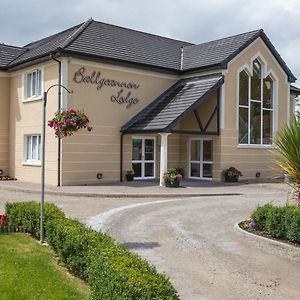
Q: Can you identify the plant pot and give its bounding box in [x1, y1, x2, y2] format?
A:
[165, 180, 180, 188]
[126, 174, 134, 181]
[225, 174, 238, 182]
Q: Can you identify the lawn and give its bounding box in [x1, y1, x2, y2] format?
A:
[0, 233, 90, 300]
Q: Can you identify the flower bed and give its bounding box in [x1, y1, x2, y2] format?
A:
[5, 202, 179, 300]
[0, 176, 17, 181]
[240, 204, 300, 245]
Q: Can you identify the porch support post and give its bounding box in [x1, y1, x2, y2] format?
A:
[159, 133, 171, 186]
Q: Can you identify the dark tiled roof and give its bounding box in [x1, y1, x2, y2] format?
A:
[121, 74, 224, 133]
[65, 20, 192, 71]
[182, 30, 261, 71]
[291, 85, 300, 95]
[0, 44, 26, 69]
[0, 19, 296, 82]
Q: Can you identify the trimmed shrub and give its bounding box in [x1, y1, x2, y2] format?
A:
[5, 201, 64, 238]
[5, 202, 180, 299]
[251, 204, 300, 244]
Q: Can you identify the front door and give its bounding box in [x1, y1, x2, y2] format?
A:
[132, 137, 156, 179]
[189, 139, 213, 179]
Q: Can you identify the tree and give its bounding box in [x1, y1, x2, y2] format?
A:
[274, 115, 300, 205]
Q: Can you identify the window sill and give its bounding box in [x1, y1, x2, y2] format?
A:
[22, 96, 42, 103]
[237, 144, 274, 149]
[22, 161, 41, 167]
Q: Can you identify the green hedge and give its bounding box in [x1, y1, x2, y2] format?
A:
[5, 202, 179, 300]
[251, 204, 300, 243]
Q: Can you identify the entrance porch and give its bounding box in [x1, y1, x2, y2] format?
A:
[120, 74, 224, 185]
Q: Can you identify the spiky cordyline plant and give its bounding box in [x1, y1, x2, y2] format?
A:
[273, 115, 300, 204]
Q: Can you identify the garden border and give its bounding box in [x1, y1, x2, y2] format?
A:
[234, 220, 300, 251]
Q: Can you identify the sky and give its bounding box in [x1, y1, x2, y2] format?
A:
[0, 0, 299, 84]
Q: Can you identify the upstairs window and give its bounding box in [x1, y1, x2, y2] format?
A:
[238, 59, 274, 145]
[25, 69, 42, 99]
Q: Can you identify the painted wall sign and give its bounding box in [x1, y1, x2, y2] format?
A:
[73, 67, 141, 109]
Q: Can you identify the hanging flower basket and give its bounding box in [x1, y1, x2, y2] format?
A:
[48, 109, 92, 138]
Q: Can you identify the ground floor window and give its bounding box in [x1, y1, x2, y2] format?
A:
[132, 137, 156, 179]
[189, 139, 213, 179]
[25, 135, 41, 162]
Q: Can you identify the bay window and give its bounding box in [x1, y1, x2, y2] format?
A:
[238, 59, 274, 145]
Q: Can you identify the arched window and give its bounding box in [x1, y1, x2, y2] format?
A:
[238, 59, 274, 145]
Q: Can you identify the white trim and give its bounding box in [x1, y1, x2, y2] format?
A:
[22, 67, 44, 102]
[188, 138, 213, 180]
[237, 144, 274, 149]
[131, 136, 156, 180]
[23, 134, 41, 164]
[70, 58, 179, 80]
[220, 83, 225, 129]
[237, 54, 277, 146]
[287, 82, 291, 120]
[22, 161, 41, 167]
[180, 69, 224, 79]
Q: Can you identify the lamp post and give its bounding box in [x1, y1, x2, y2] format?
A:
[40, 84, 72, 244]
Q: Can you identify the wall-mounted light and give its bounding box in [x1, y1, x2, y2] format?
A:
[0, 169, 3, 176]
[96, 173, 103, 180]
[256, 172, 261, 178]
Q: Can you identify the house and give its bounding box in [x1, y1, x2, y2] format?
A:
[0, 18, 298, 186]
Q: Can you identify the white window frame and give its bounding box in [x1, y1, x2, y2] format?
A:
[131, 136, 156, 180]
[23, 135, 41, 166]
[237, 56, 277, 148]
[23, 68, 43, 102]
[188, 138, 213, 181]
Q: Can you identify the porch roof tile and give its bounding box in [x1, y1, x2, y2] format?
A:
[121, 74, 224, 133]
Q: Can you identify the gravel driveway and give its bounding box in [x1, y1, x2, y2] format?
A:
[88, 190, 300, 300]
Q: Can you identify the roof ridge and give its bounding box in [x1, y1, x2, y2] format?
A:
[24, 23, 84, 49]
[60, 18, 93, 49]
[0, 43, 24, 50]
[183, 29, 263, 50]
[92, 19, 194, 45]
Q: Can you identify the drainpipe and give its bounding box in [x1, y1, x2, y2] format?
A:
[51, 54, 62, 187]
[120, 133, 124, 182]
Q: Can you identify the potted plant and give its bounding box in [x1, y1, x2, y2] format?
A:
[48, 109, 92, 138]
[163, 168, 183, 188]
[224, 167, 243, 182]
[125, 169, 135, 181]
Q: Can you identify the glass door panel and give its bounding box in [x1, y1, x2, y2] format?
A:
[132, 137, 155, 179]
[189, 139, 213, 180]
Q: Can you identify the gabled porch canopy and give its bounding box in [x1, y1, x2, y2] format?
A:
[121, 74, 224, 134]
[120, 74, 224, 186]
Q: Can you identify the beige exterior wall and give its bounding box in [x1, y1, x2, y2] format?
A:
[218, 37, 290, 181]
[0, 75, 10, 175]
[62, 61, 177, 185]
[9, 63, 60, 185]
[0, 36, 294, 185]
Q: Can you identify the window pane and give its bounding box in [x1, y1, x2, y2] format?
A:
[38, 136, 41, 160]
[27, 136, 31, 160]
[144, 163, 154, 177]
[37, 70, 42, 96]
[26, 73, 32, 98]
[132, 163, 141, 177]
[251, 59, 261, 100]
[191, 140, 200, 161]
[263, 110, 273, 144]
[239, 107, 248, 144]
[190, 163, 200, 177]
[203, 164, 213, 178]
[203, 141, 212, 161]
[239, 70, 249, 106]
[250, 102, 261, 144]
[32, 71, 37, 97]
[263, 76, 273, 109]
[145, 139, 154, 160]
[132, 139, 142, 161]
[32, 136, 38, 160]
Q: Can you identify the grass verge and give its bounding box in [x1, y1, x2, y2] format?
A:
[0, 233, 90, 300]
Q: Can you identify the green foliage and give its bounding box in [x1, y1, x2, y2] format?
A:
[251, 204, 300, 243]
[5, 201, 64, 238]
[5, 202, 179, 300]
[273, 116, 300, 199]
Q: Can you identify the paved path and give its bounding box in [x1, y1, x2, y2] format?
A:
[1, 183, 299, 299]
[88, 189, 300, 300]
